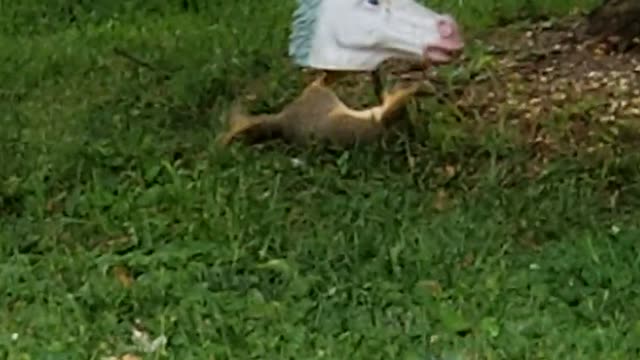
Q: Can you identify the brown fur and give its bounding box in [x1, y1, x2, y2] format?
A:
[218, 75, 422, 147]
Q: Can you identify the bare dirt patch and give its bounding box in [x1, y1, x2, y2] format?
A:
[448, 16, 640, 155]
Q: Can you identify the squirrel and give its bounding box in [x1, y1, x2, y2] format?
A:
[217, 74, 424, 147]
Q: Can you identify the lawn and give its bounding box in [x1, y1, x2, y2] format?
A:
[2, 0, 640, 359]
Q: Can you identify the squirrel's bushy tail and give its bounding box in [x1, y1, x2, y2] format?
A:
[217, 103, 281, 145]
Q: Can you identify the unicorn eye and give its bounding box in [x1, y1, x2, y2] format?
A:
[367, 0, 380, 5]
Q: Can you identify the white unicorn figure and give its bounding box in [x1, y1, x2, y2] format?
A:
[288, 0, 465, 99]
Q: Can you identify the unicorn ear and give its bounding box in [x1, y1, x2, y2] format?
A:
[288, 0, 322, 67]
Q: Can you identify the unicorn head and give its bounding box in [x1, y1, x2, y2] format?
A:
[289, 0, 465, 71]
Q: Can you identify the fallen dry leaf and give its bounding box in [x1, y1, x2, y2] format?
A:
[432, 189, 449, 211]
[417, 280, 443, 296]
[460, 253, 475, 268]
[519, 230, 543, 250]
[113, 266, 134, 288]
[443, 164, 457, 179]
[121, 355, 142, 360]
[45, 191, 67, 213]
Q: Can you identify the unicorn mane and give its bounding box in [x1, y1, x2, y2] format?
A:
[288, 0, 322, 66]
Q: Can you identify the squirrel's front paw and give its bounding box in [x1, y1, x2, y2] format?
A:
[382, 81, 421, 104]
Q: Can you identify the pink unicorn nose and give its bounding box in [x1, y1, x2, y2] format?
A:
[421, 15, 465, 64]
[437, 16, 462, 43]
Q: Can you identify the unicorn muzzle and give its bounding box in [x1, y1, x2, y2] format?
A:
[422, 16, 464, 64]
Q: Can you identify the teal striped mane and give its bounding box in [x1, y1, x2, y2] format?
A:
[288, 0, 322, 66]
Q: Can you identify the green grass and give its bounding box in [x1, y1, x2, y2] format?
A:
[2, 0, 640, 359]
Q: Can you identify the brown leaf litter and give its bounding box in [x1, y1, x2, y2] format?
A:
[462, 16, 640, 145]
